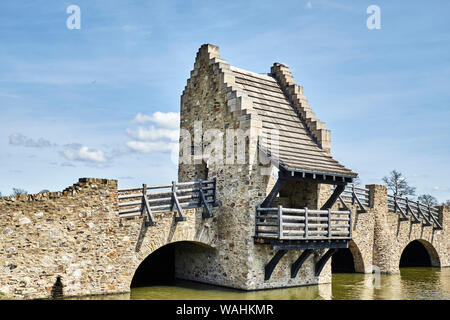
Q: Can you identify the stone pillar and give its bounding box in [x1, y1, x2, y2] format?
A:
[367, 184, 398, 274]
[438, 206, 449, 267]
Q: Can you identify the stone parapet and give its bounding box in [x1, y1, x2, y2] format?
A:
[270, 63, 331, 153]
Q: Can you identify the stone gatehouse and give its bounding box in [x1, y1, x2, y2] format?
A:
[0, 44, 448, 299]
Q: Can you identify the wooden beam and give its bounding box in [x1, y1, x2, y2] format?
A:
[405, 198, 420, 224]
[291, 249, 313, 278]
[171, 181, 186, 222]
[270, 240, 349, 250]
[265, 250, 287, 281]
[142, 184, 156, 226]
[315, 248, 338, 277]
[260, 177, 287, 208]
[199, 184, 213, 218]
[416, 204, 431, 226]
[394, 196, 408, 221]
[321, 185, 345, 210]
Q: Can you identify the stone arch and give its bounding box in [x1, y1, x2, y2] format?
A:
[399, 239, 440, 268]
[331, 240, 365, 273]
[130, 240, 216, 288]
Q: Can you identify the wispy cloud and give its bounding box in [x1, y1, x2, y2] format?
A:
[126, 141, 176, 153]
[305, 1, 312, 9]
[126, 111, 180, 154]
[132, 112, 180, 129]
[61, 145, 107, 163]
[9, 133, 55, 148]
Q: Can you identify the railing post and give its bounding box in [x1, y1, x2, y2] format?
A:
[327, 208, 331, 239]
[212, 177, 217, 205]
[352, 184, 355, 205]
[198, 179, 203, 206]
[348, 209, 353, 239]
[141, 184, 147, 217]
[304, 207, 308, 239]
[394, 195, 397, 213]
[171, 181, 176, 211]
[277, 205, 283, 240]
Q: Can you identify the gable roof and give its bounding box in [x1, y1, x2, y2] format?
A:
[229, 65, 357, 179]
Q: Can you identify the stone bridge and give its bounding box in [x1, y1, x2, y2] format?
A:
[0, 178, 448, 299]
[0, 44, 448, 299]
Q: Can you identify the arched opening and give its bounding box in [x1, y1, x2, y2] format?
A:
[131, 241, 215, 288]
[331, 241, 365, 273]
[332, 249, 355, 273]
[399, 240, 440, 268]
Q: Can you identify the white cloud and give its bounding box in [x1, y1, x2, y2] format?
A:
[132, 112, 180, 129]
[61, 146, 107, 163]
[126, 141, 177, 154]
[126, 111, 181, 154]
[305, 1, 312, 9]
[9, 133, 54, 148]
[126, 126, 179, 142]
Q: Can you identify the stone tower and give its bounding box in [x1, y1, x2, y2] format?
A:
[177, 44, 357, 289]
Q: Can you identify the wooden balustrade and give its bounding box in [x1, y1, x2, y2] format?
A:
[255, 206, 352, 241]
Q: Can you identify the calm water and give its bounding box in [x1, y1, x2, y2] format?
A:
[77, 267, 450, 300]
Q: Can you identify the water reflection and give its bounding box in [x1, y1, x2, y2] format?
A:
[72, 267, 450, 300]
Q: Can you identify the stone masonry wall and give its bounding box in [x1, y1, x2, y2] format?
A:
[177, 44, 334, 290]
[0, 178, 212, 300]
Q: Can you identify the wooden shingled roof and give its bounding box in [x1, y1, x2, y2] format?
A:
[230, 65, 357, 179]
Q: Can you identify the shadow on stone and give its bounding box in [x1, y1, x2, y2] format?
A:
[51, 276, 63, 299]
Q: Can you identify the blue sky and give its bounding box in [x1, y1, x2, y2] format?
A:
[0, 0, 449, 202]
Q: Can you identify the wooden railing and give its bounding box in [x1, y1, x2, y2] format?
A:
[333, 184, 370, 213]
[387, 194, 442, 229]
[255, 206, 352, 241]
[118, 179, 216, 224]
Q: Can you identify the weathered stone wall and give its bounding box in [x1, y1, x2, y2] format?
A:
[0, 178, 212, 300]
[177, 44, 333, 290]
[1, 43, 449, 299]
[372, 194, 449, 273]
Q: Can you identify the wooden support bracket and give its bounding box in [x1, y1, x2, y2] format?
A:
[265, 250, 287, 281]
[428, 205, 443, 230]
[142, 184, 156, 226]
[416, 205, 431, 226]
[171, 181, 186, 222]
[405, 199, 420, 224]
[315, 248, 338, 277]
[394, 196, 408, 221]
[321, 185, 345, 210]
[291, 249, 313, 278]
[261, 177, 287, 208]
[353, 190, 367, 213]
[199, 182, 213, 218]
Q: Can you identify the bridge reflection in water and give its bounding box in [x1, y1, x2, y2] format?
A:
[72, 236, 448, 300]
[70, 268, 450, 300]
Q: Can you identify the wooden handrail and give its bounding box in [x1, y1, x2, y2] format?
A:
[118, 179, 217, 220]
[255, 206, 352, 241]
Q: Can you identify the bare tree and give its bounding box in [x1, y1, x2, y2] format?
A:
[382, 170, 416, 197]
[442, 200, 450, 206]
[12, 188, 28, 196]
[352, 176, 362, 186]
[417, 194, 438, 206]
